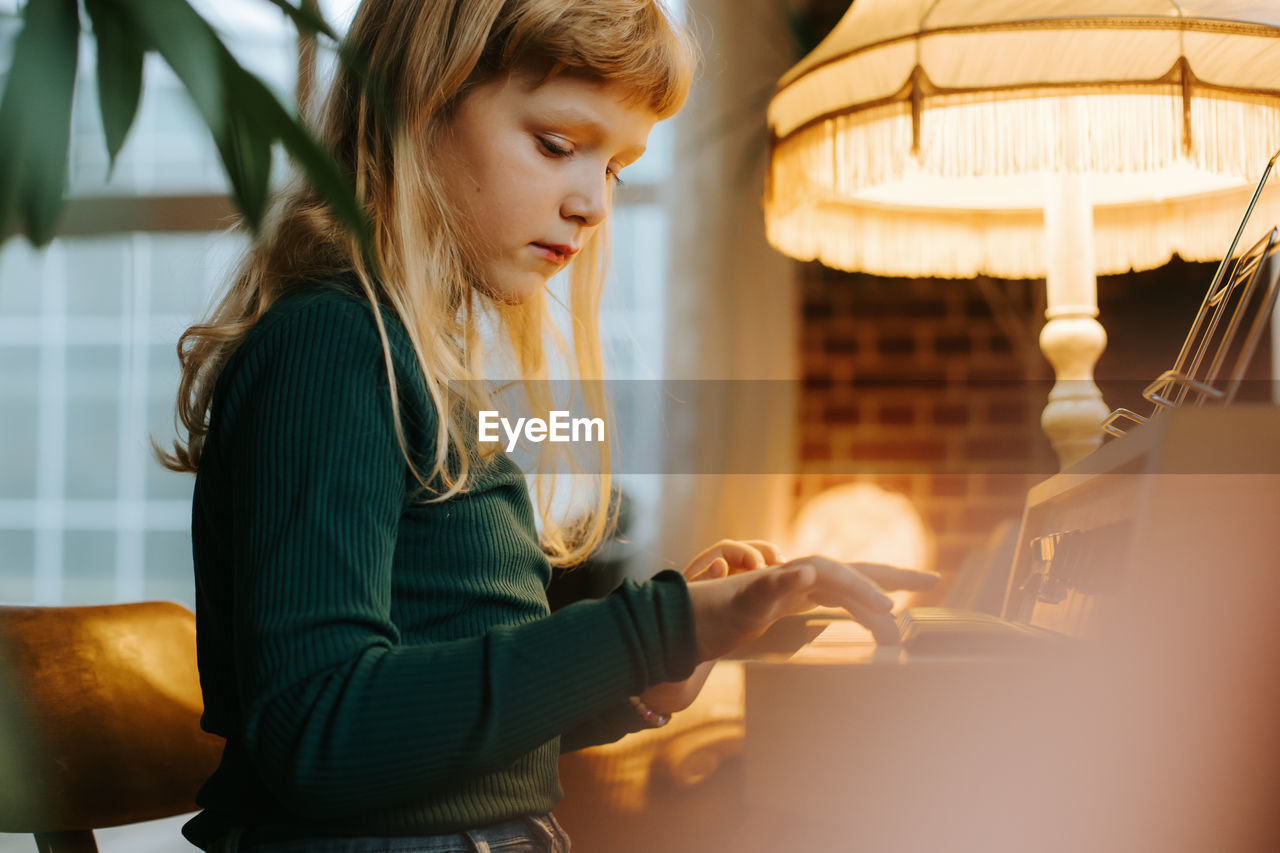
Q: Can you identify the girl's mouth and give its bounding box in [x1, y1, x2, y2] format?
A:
[531, 243, 577, 265]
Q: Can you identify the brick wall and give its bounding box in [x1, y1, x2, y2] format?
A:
[795, 264, 1059, 599]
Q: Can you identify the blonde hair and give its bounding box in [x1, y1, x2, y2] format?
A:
[160, 0, 696, 567]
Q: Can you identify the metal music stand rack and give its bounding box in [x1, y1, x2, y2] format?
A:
[1103, 150, 1280, 437]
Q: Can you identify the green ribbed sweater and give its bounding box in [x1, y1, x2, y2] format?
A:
[182, 283, 697, 849]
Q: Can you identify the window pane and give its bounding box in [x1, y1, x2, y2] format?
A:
[147, 345, 196, 501]
[603, 204, 666, 378]
[65, 346, 120, 499]
[65, 237, 126, 317]
[62, 530, 116, 604]
[0, 347, 38, 498]
[319, 0, 360, 33]
[619, 119, 675, 185]
[150, 232, 239, 318]
[145, 531, 194, 606]
[0, 530, 34, 602]
[0, 238, 42, 317]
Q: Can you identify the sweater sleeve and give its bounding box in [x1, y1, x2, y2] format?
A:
[223, 297, 697, 818]
[559, 697, 651, 753]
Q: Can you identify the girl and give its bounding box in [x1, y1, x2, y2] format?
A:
[163, 1, 937, 850]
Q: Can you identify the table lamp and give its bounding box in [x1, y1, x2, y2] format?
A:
[765, 0, 1280, 467]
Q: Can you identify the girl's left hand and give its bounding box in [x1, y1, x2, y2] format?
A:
[638, 539, 786, 716]
[681, 538, 786, 583]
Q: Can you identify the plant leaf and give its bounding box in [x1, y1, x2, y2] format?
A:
[125, 0, 273, 223]
[84, 0, 144, 174]
[122, 0, 227, 139]
[0, 48, 28, 240]
[215, 64, 275, 233]
[0, 0, 81, 247]
[262, 0, 340, 42]
[230, 66, 372, 249]
[124, 0, 369, 245]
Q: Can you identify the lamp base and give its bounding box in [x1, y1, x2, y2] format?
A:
[1039, 312, 1109, 469]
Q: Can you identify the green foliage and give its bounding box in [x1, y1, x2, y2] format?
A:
[263, 0, 338, 41]
[0, 0, 372, 250]
[84, 0, 143, 172]
[0, 0, 79, 246]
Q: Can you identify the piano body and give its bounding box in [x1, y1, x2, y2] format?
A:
[739, 406, 1280, 853]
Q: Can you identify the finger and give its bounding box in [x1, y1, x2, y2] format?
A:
[688, 557, 729, 583]
[852, 562, 942, 592]
[767, 562, 897, 641]
[742, 539, 786, 566]
[846, 602, 901, 645]
[717, 540, 769, 572]
[801, 555, 893, 612]
[682, 549, 723, 580]
[683, 540, 765, 578]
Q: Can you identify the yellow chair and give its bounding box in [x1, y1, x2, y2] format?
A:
[0, 601, 224, 853]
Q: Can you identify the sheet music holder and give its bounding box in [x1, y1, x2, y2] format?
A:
[1104, 150, 1280, 435]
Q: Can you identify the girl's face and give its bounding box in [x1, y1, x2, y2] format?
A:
[437, 71, 659, 303]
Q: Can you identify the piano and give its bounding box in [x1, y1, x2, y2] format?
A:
[736, 406, 1280, 853]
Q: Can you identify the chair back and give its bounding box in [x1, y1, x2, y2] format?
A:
[0, 601, 224, 852]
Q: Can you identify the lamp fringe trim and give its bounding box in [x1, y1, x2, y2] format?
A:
[765, 187, 1280, 280]
[766, 88, 1280, 278]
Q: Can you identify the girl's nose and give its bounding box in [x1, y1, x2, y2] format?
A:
[561, 177, 609, 227]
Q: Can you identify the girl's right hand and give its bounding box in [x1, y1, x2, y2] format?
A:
[684, 556, 940, 659]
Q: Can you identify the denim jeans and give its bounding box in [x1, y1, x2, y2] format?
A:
[212, 814, 571, 853]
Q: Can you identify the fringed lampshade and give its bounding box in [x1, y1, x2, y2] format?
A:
[765, 0, 1280, 466]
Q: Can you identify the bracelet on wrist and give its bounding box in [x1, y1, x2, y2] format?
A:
[628, 695, 671, 728]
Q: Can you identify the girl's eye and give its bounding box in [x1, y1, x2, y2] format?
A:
[539, 137, 572, 157]
[540, 135, 624, 186]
